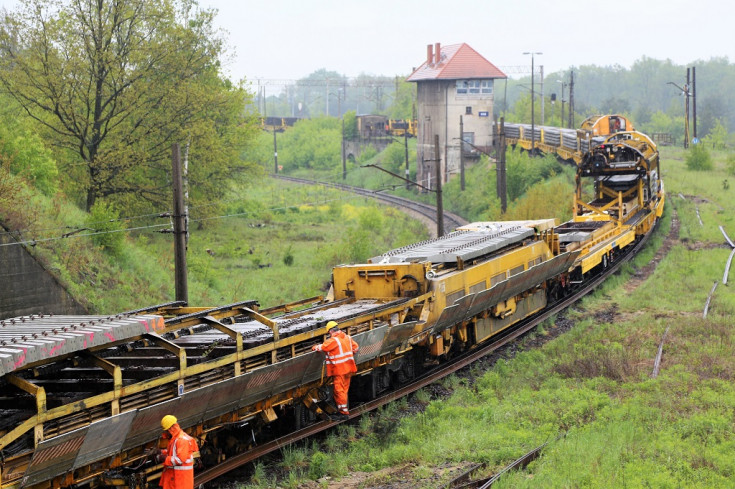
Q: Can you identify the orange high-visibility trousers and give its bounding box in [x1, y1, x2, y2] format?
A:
[333, 374, 352, 415]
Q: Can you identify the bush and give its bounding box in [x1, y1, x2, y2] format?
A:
[685, 144, 713, 171]
[85, 201, 125, 256]
[726, 153, 735, 176]
[283, 246, 294, 266]
[0, 127, 59, 195]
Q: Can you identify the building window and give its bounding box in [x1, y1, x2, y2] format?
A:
[465, 106, 472, 115]
[456, 79, 494, 95]
[462, 132, 474, 153]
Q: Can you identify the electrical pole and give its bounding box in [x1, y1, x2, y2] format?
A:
[685, 68, 691, 148]
[668, 75, 692, 148]
[494, 118, 508, 213]
[567, 70, 575, 129]
[171, 143, 188, 304]
[692, 66, 697, 139]
[404, 130, 410, 190]
[561, 80, 565, 128]
[273, 127, 278, 174]
[459, 115, 465, 191]
[434, 134, 444, 237]
[540, 65, 544, 125]
[341, 118, 346, 179]
[523, 52, 542, 155]
[339, 88, 345, 179]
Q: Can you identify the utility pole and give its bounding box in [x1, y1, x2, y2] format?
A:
[494, 118, 508, 213]
[171, 143, 188, 304]
[273, 127, 278, 174]
[668, 75, 692, 148]
[685, 68, 691, 148]
[404, 130, 410, 190]
[561, 80, 565, 128]
[523, 52, 542, 155]
[434, 135, 444, 237]
[540, 65, 544, 125]
[339, 88, 346, 179]
[692, 66, 697, 139]
[567, 70, 575, 129]
[459, 115, 465, 191]
[341, 117, 346, 179]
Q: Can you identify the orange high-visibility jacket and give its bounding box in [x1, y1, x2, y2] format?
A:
[159, 425, 199, 489]
[314, 330, 359, 376]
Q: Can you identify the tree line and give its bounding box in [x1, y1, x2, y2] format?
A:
[503, 56, 734, 145]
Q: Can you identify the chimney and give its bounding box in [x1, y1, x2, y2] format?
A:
[427, 44, 433, 66]
[434, 43, 441, 64]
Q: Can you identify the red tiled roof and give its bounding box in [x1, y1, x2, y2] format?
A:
[407, 43, 507, 82]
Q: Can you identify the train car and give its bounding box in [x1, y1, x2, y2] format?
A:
[384, 119, 417, 137]
[579, 114, 633, 136]
[0, 131, 663, 489]
[503, 114, 636, 165]
[261, 117, 303, 132]
[356, 115, 389, 138]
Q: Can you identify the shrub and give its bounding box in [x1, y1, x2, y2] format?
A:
[307, 451, 328, 480]
[0, 127, 59, 195]
[283, 245, 294, 266]
[685, 144, 713, 171]
[726, 153, 735, 176]
[85, 201, 125, 256]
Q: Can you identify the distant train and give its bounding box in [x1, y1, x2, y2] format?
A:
[261, 116, 302, 132]
[261, 115, 417, 138]
[356, 115, 417, 138]
[504, 114, 636, 164]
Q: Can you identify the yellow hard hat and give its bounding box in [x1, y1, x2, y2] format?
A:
[326, 321, 338, 329]
[161, 415, 177, 431]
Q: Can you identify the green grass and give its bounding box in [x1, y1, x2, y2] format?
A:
[1, 174, 429, 312]
[234, 145, 735, 488]
[8, 133, 735, 487]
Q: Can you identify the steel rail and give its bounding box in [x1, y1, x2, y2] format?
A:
[703, 280, 719, 318]
[271, 174, 468, 232]
[194, 221, 657, 486]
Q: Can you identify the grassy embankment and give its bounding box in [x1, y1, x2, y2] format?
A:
[239, 146, 735, 489]
[0, 174, 428, 313]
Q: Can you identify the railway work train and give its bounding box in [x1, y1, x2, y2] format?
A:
[0, 122, 664, 489]
[504, 114, 634, 164]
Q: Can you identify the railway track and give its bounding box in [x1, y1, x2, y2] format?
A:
[194, 219, 657, 487]
[271, 174, 468, 233]
[2, 127, 662, 489]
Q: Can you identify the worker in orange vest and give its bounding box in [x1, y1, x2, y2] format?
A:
[156, 415, 200, 489]
[311, 321, 359, 419]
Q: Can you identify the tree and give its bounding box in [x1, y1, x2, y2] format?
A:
[703, 118, 728, 149]
[388, 78, 416, 120]
[0, 0, 258, 211]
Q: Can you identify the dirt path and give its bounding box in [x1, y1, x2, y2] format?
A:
[624, 210, 680, 293]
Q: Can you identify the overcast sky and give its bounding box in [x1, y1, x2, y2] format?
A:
[1, 0, 732, 83]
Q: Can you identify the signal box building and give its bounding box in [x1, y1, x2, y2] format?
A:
[407, 43, 507, 189]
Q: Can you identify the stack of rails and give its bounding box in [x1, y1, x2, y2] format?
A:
[503, 114, 635, 164]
